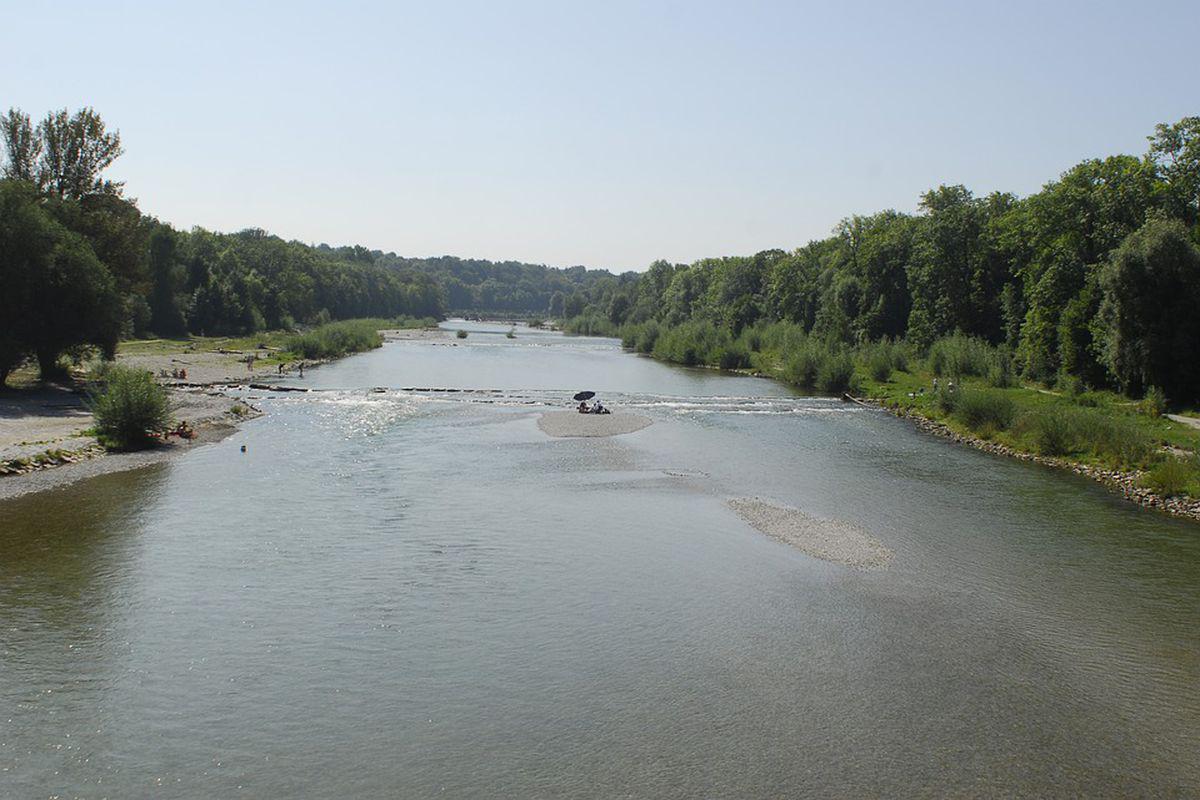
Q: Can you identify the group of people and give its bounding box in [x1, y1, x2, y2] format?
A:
[170, 367, 188, 380]
[576, 399, 610, 415]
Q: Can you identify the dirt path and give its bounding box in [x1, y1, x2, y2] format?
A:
[1167, 413, 1200, 431]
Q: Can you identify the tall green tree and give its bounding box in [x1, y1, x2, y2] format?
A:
[0, 109, 40, 183]
[1099, 219, 1200, 400]
[0, 180, 122, 380]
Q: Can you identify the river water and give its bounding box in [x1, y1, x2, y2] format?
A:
[2, 321, 1199, 797]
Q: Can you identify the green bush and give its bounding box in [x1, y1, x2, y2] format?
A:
[562, 310, 620, 336]
[784, 343, 822, 390]
[652, 320, 730, 367]
[758, 321, 809, 354]
[1016, 407, 1076, 456]
[1014, 405, 1154, 464]
[456, 329, 468, 339]
[1139, 386, 1168, 417]
[987, 350, 1016, 388]
[928, 335, 995, 378]
[88, 365, 172, 450]
[717, 343, 751, 370]
[1141, 457, 1199, 497]
[952, 388, 1016, 432]
[286, 319, 384, 359]
[816, 350, 856, 394]
[619, 321, 661, 354]
[934, 385, 959, 414]
[866, 347, 893, 382]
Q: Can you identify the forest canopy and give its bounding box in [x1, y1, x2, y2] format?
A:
[559, 116, 1200, 402]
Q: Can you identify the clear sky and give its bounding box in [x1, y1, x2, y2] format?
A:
[7, 1, 1198, 271]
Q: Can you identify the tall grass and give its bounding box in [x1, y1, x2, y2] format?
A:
[1012, 405, 1154, 464]
[562, 311, 620, 337]
[286, 319, 384, 360]
[951, 388, 1017, 433]
[783, 339, 857, 394]
[652, 320, 732, 367]
[619, 320, 662, 354]
[1141, 456, 1200, 497]
[928, 334, 996, 378]
[88, 365, 172, 450]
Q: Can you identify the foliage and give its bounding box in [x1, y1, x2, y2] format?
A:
[928, 335, 995, 378]
[1013, 405, 1153, 464]
[456, 329, 468, 339]
[285, 320, 384, 360]
[87, 365, 171, 449]
[652, 320, 731, 367]
[1099, 219, 1200, 400]
[952, 388, 1017, 432]
[1139, 386, 1168, 418]
[0, 179, 122, 381]
[1140, 457, 1200, 498]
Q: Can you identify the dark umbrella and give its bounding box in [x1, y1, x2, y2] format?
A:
[573, 391, 595, 401]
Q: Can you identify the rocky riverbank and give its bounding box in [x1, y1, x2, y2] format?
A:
[857, 396, 1200, 524]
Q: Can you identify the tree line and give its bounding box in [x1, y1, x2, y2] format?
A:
[1, 108, 444, 384]
[562, 116, 1200, 403]
[313, 246, 619, 316]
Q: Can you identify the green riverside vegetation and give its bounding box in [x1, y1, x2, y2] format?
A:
[558, 116, 1200, 496]
[285, 319, 387, 360]
[87, 364, 172, 450]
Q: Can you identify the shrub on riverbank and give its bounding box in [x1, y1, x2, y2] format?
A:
[1013, 404, 1153, 464]
[619, 321, 661, 354]
[88, 365, 172, 450]
[286, 320, 383, 360]
[652, 320, 731, 367]
[928, 334, 995, 378]
[1141, 456, 1200, 497]
[952, 388, 1017, 433]
[562, 310, 619, 337]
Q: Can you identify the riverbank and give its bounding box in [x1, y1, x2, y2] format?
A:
[0, 337, 297, 496]
[0, 321, 448, 497]
[592, 328, 1200, 523]
[0, 387, 254, 500]
[851, 393, 1200, 522]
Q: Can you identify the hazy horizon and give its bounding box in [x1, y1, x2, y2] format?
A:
[8, 0, 1198, 271]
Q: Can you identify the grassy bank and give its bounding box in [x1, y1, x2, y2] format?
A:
[606, 319, 1200, 500]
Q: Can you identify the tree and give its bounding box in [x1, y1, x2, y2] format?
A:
[1099, 219, 1200, 400]
[148, 226, 188, 336]
[1147, 115, 1200, 226]
[906, 185, 985, 347]
[1, 109, 40, 183]
[37, 108, 124, 200]
[0, 180, 122, 380]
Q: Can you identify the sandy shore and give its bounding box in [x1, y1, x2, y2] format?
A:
[0, 387, 252, 500]
[537, 410, 653, 438]
[117, 350, 300, 386]
[728, 497, 892, 570]
[0, 416, 240, 501]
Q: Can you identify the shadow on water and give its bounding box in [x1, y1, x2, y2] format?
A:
[0, 465, 166, 641]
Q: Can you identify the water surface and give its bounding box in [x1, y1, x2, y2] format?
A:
[2, 322, 1198, 797]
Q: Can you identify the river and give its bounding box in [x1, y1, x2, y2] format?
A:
[2, 321, 1199, 797]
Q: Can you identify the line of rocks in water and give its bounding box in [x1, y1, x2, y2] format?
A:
[857, 396, 1200, 524]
